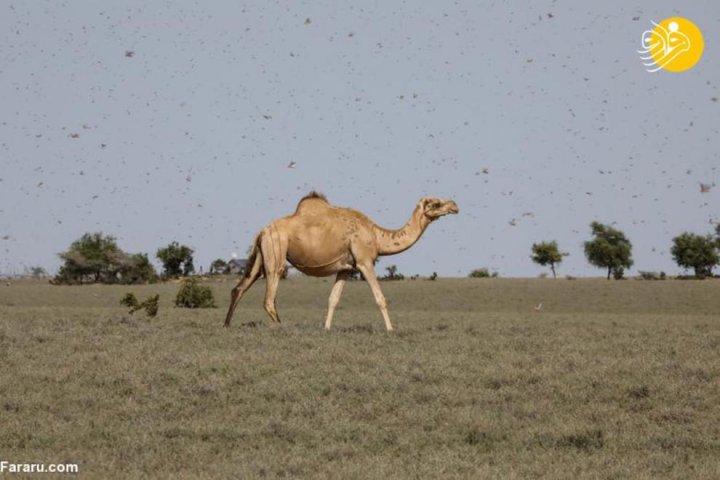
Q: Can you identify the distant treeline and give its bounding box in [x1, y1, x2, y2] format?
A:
[47, 222, 720, 285]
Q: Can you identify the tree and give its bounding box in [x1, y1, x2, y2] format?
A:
[30, 266, 47, 278]
[382, 264, 404, 281]
[118, 253, 158, 284]
[583, 222, 633, 279]
[531, 241, 568, 278]
[54, 232, 156, 284]
[209, 259, 228, 275]
[156, 242, 195, 277]
[55, 232, 124, 284]
[671, 232, 719, 278]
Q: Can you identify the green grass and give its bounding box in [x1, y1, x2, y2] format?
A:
[1, 277, 719, 478]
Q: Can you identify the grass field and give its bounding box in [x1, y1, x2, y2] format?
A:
[1, 277, 719, 479]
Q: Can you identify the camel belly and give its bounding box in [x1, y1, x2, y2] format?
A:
[292, 261, 353, 277]
[282, 214, 360, 276]
[287, 244, 354, 277]
[287, 250, 354, 277]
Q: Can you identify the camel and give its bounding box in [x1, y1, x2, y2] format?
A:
[223, 192, 459, 331]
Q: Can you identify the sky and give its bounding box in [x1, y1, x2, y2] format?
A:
[1, 0, 719, 278]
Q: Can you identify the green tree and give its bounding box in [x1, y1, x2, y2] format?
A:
[531, 241, 568, 278]
[382, 264, 404, 280]
[209, 259, 228, 275]
[156, 242, 195, 277]
[30, 266, 47, 278]
[583, 222, 633, 279]
[54, 233, 157, 285]
[118, 253, 158, 284]
[55, 232, 124, 284]
[670, 232, 719, 278]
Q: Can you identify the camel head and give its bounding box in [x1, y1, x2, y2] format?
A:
[419, 197, 459, 221]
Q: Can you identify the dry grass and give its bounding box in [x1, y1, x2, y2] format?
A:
[1, 277, 719, 479]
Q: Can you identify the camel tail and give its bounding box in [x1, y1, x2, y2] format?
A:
[223, 232, 265, 327]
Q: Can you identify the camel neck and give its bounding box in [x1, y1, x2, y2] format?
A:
[373, 206, 431, 256]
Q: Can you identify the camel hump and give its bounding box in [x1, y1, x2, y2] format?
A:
[295, 191, 330, 214]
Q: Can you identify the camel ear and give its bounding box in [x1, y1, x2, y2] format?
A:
[418, 197, 432, 209]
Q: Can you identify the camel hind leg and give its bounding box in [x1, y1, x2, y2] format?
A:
[260, 225, 287, 324]
[224, 247, 264, 327]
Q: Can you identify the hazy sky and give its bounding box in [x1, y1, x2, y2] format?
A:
[1, 0, 719, 278]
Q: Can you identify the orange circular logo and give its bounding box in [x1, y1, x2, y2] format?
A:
[638, 17, 704, 72]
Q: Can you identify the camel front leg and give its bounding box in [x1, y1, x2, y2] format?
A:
[325, 271, 350, 330]
[356, 263, 393, 332]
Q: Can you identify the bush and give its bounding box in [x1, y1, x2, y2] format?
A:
[468, 268, 498, 278]
[120, 293, 159, 317]
[142, 295, 160, 317]
[468, 268, 490, 278]
[120, 293, 139, 308]
[175, 279, 216, 308]
[638, 271, 665, 280]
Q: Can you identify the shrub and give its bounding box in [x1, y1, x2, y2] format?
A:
[638, 271, 664, 280]
[469, 268, 498, 278]
[468, 268, 490, 278]
[142, 295, 159, 317]
[557, 430, 605, 450]
[175, 278, 216, 308]
[120, 293, 139, 308]
[120, 293, 159, 317]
